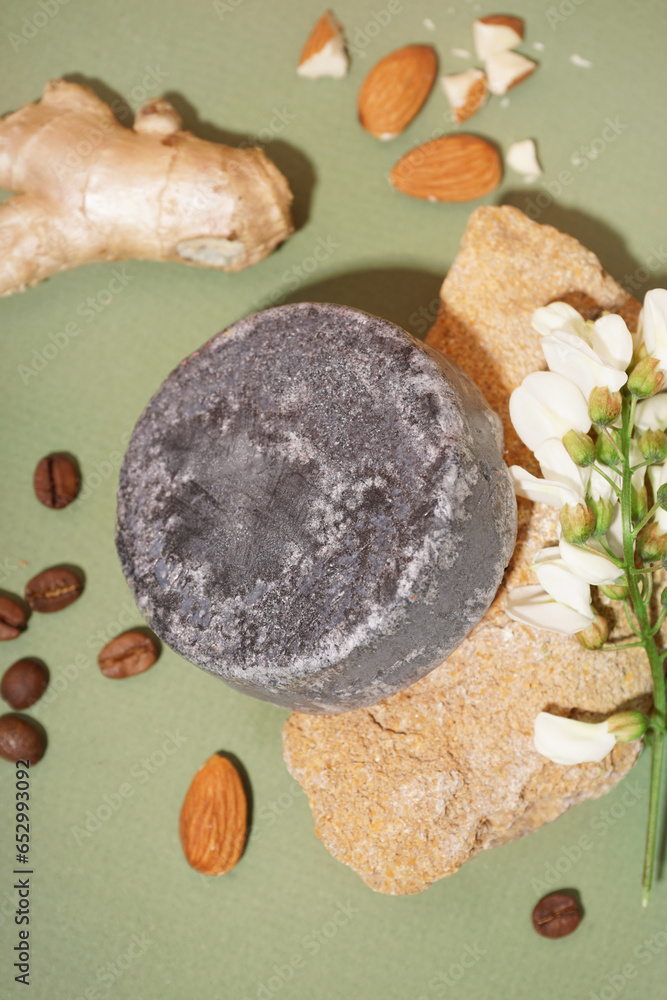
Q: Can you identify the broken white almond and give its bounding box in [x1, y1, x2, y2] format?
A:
[473, 15, 524, 60]
[570, 53, 593, 68]
[298, 10, 349, 79]
[506, 138, 542, 180]
[441, 68, 489, 123]
[485, 50, 537, 95]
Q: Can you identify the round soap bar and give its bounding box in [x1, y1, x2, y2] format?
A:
[116, 304, 516, 713]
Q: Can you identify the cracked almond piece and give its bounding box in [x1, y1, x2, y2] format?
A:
[441, 68, 489, 123]
[390, 134, 502, 202]
[358, 45, 437, 139]
[473, 14, 524, 60]
[485, 50, 537, 95]
[179, 754, 247, 876]
[506, 138, 542, 179]
[297, 10, 349, 78]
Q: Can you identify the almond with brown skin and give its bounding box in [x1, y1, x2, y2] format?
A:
[358, 45, 437, 139]
[179, 754, 247, 876]
[390, 134, 502, 203]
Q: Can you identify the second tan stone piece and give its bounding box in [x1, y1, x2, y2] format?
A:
[283, 206, 652, 895]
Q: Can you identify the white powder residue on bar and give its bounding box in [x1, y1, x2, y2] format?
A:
[534, 41, 545, 51]
[452, 48, 471, 57]
[424, 18, 436, 30]
[570, 53, 593, 67]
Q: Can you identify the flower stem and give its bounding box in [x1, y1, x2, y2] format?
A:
[643, 727, 664, 907]
[621, 393, 666, 906]
[632, 499, 663, 537]
[591, 464, 622, 497]
[599, 641, 645, 651]
[651, 606, 667, 638]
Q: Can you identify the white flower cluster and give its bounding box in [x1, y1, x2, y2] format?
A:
[506, 289, 667, 636]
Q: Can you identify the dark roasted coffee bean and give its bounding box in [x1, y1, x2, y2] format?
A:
[0, 714, 46, 764]
[532, 892, 581, 938]
[0, 595, 27, 640]
[1, 659, 49, 709]
[98, 631, 158, 678]
[25, 567, 83, 613]
[33, 453, 80, 509]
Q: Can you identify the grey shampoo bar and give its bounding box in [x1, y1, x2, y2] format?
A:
[116, 303, 516, 713]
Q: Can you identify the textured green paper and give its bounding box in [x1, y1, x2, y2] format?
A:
[1, 0, 667, 997]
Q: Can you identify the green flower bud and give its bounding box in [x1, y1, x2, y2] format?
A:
[588, 495, 615, 537]
[661, 587, 667, 610]
[559, 502, 596, 544]
[599, 580, 630, 600]
[576, 614, 609, 650]
[636, 521, 667, 561]
[596, 430, 621, 467]
[657, 483, 667, 511]
[562, 429, 596, 467]
[606, 710, 649, 744]
[588, 386, 623, 427]
[638, 429, 667, 464]
[628, 357, 665, 398]
[632, 483, 649, 522]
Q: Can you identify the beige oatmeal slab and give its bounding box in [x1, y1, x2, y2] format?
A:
[283, 206, 652, 895]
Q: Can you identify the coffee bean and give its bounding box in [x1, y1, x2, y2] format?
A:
[98, 631, 158, 678]
[1, 659, 49, 709]
[0, 595, 27, 640]
[33, 453, 80, 509]
[0, 714, 46, 764]
[532, 892, 581, 938]
[25, 567, 83, 613]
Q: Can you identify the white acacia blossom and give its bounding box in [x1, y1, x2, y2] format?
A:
[639, 288, 667, 373]
[504, 298, 664, 638]
[510, 467, 581, 508]
[505, 547, 595, 635]
[505, 585, 595, 634]
[648, 462, 667, 532]
[558, 536, 623, 586]
[635, 393, 667, 432]
[534, 304, 634, 399]
[511, 438, 589, 509]
[509, 371, 591, 453]
[533, 712, 616, 765]
[533, 711, 649, 766]
[535, 438, 590, 496]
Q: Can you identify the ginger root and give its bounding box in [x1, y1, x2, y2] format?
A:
[0, 79, 294, 296]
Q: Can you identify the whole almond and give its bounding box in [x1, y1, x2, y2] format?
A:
[179, 754, 247, 876]
[390, 134, 502, 202]
[358, 45, 437, 139]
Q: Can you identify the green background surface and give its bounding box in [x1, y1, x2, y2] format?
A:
[1, 0, 667, 997]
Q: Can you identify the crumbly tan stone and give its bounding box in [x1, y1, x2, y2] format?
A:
[283, 206, 652, 895]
